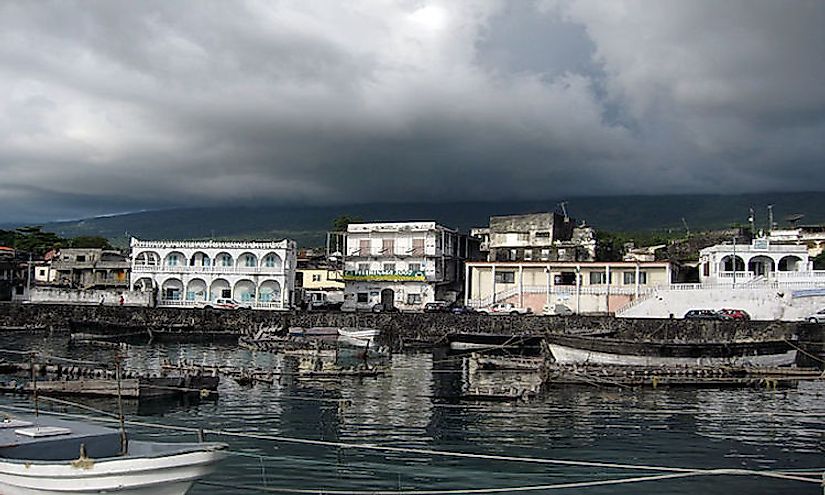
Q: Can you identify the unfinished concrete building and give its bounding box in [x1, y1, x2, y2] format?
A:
[472, 212, 596, 262]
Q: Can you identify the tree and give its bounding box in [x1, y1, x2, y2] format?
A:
[331, 214, 363, 232]
[813, 251, 825, 270]
[12, 226, 65, 256]
[68, 236, 113, 249]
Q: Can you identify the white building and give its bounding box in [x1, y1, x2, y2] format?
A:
[129, 237, 296, 310]
[341, 222, 467, 311]
[698, 239, 811, 283]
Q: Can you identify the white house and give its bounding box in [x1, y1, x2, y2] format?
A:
[129, 237, 297, 310]
[341, 222, 468, 311]
[698, 238, 811, 284]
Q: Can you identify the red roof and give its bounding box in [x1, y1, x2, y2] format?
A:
[0, 246, 14, 251]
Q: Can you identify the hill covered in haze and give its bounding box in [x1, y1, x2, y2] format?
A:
[32, 192, 825, 248]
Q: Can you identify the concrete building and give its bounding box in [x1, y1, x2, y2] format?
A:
[50, 248, 129, 289]
[0, 247, 15, 301]
[472, 212, 596, 262]
[698, 238, 810, 284]
[129, 237, 297, 310]
[466, 260, 673, 314]
[340, 222, 473, 311]
[770, 225, 825, 257]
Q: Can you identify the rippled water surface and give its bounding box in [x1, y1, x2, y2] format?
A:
[0, 333, 823, 494]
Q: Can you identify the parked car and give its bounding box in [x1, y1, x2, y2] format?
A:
[423, 301, 451, 313]
[477, 303, 532, 316]
[542, 304, 573, 316]
[450, 304, 476, 315]
[719, 308, 751, 321]
[196, 298, 252, 310]
[684, 309, 731, 320]
[806, 308, 825, 324]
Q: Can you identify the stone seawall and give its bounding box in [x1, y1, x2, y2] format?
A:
[1, 302, 817, 347]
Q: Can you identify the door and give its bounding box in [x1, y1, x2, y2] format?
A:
[380, 288, 395, 309]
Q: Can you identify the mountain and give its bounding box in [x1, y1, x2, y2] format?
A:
[27, 192, 825, 248]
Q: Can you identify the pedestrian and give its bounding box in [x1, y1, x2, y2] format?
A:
[119, 295, 125, 306]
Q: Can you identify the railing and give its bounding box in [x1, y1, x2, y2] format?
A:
[132, 239, 291, 249]
[158, 299, 285, 310]
[132, 265, 285, 275]
[342, 270, 431, 282]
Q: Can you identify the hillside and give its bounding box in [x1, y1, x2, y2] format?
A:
[30, 192, 825, 248]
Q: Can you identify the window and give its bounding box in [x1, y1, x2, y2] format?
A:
[165, 288, 180, 300]
[311, 274, 322, 282]
[244, 256, 255, 267]
[359, 240, 370, 256]
[357, 263, 370, 273]
[623, 272, 646, 285]
[76, 255, 86, 262]
[409, 263, 421, 273]
[221, 289, 231, 298]
[382, 239, 395, 255]
[524, 249, 533, 261]
[494, 271, 515, 284]
[412, 238, 425, 255]
[383, 263, 396, 273]
[590, 272, 607, 285]
[541, 249, 550, 260]
[535, 232, 550, 239]
[167, 255, 179, 266]
[407, 293, 422, 304]
[357, 292, 368, 303]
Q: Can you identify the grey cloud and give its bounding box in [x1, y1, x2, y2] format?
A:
[0, 0, 823, 224]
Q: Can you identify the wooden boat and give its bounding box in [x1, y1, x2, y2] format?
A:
[546, 334, 798, 367]
[288, 327, 340, 337]
[446, 333, 544, 355]
[0, 414, 226, 494]
[336, 327, 380, 347]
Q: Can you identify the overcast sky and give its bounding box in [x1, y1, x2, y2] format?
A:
[1, 0, 823, 223]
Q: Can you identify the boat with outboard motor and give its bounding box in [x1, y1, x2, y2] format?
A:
[0, 413, 226, 494]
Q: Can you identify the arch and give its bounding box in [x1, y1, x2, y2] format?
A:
[215, 252, 234, 268]
[189, 251, 211, 267]
[778, 255, 804, 272]
[210, 278, 231, 300]
[258, 280, 282, 302]
[237, 252, 258, 268]
[134, 251, 160, 266]
[163, 251, 186, 267]
[234, 279, 256, 302]
[748, 255, 775, 276]
[161, 277, 183, 300]
[720, 255, 745, 272]
[261, 252, 282, 269]
[186, 278, 208, 301]
[132, 277, 155, 291]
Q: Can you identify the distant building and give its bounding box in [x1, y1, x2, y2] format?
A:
[0, 247, 15, 301]
[466, 260, 673, 315]
[770, 225, 825, 257]
[50, 248, 129, 289]
[340, 222, 475, 311]
[698, 238, 811, 283]
[472, 212, 596, 262]
[129, 237, 297, 310]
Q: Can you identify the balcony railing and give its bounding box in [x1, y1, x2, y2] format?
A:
[342, 270, 429, 282]
[158, 299, 285, 310]
[132, 265, 285, 275]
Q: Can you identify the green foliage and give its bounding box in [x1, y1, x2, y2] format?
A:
[813, 252, 825, 270]
[595, 230, 681, 262]
[331, 214, 363, 232]
[68, 236, 113, 249]
[10, 226, 65, 256]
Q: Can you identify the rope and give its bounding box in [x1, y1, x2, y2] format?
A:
[2, 404, 821, 484]
[782, 339, 825, 366]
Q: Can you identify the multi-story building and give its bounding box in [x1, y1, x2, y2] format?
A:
[340, 222, 473, 311]
[770, 225, 825, 257]
[50, 248, 129, 289]
[472, 212, 596, 262]
[698, 238, 811, 283]
[0, 246, 15, 301]
[129, 237, 296, 310]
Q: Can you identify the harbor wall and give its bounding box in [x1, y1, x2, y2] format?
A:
[0, 302, 815, 347]
[26, 288, 151, 307]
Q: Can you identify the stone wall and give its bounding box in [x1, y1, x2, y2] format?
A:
[26, 288, 151, 307]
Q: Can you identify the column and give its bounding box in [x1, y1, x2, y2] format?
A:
[464, 263, 470, 306]
[575, 266, 581, 314]
[491, 265, 497, 304]
[635, 263, 640, 299]
[518, 265, 524, 308]
[545, 266, 551, 307]
[605, 265, 611, 313]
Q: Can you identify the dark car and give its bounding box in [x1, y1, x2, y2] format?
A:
[423, 301, 451, 313]
[719, 308, 751, 321]
[684, 309, 731, 321]
[450, 304, 476, 315]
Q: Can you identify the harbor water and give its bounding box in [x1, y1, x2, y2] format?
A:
[0, 332, 823, 494]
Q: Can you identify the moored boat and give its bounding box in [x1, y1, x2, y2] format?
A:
[546, 334, 798, 367]
[0, 414, 226, 494]
[337, 327, 380, 347]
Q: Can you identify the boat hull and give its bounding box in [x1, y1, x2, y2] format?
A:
[548, 341, 798, 367]
[0, 442, 226, 495]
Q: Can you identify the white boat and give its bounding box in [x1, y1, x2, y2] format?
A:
[337, 327, 380, 347]
[547, 334, 798, 367]
[0, 414, 226, 495]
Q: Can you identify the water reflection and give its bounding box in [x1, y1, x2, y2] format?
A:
[0, 333, 822, 494]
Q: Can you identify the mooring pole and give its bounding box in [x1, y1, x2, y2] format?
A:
[115, 353, 128, 455]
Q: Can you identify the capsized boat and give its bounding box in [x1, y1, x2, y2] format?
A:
[546, 334, 798, 367]
[0, 413, 226, 495]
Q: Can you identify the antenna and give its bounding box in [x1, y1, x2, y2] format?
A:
[558, 201, 569, 222]
[681, 217, 691, 237]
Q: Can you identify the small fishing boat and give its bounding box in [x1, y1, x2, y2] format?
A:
[0, 413, 226, 494]
[445, 333, 545, 355]
[337, 327, 380, 347]
[546, 334, 798, 367]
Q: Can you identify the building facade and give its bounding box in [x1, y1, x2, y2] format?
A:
[49, 248, 129, 289]
[466, 261, 673, 314]
[472, 212, 596, 262]
[129, 237, 297, 310]
[698, 239, 810, 284]
[341, 222, 471, 311]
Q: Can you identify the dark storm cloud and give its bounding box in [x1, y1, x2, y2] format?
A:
[0, 0, 823, 223]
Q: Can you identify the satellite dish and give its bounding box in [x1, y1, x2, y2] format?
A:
[785, 214, 805, 225]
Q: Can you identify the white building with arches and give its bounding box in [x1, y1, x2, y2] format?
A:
[129, 237, 296, 310]
[698, 239, 811, 284]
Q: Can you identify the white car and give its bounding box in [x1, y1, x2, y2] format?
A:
[196, 298, 252, 310]
[477, 303, 532, 316]
[806, 308, 825, 323]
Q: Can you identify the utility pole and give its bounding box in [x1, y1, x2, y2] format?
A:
[767, 205, 774, 235]
[26, 252, 32, 299]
